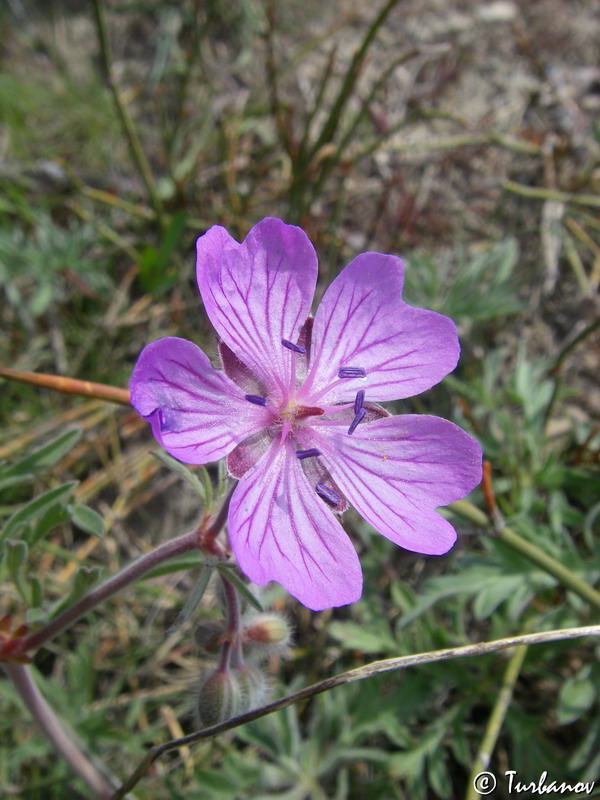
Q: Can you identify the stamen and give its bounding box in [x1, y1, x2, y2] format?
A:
[245, 394, 267, 406]
[158, 408, 171, 432]
[296, 448, 322, 460]
[354, 389, 365, 416]
[348, 407, 366, 435]
[315, 482, 341, 506]
[282, 338, 306, 354]
[338, 366, 366, 379]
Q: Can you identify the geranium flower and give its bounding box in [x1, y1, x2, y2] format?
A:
[130, 218, 481, 610]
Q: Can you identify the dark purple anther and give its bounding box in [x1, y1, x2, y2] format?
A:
[158, 408, 171, 432]
[338, 366, 366, 379]
[354, 389, 365, 416]
[282, 339, 307, 354]
[316, 482, 341, 506]
[348, 407, 366, 435]
[296, 448, 322, 460]
[245, 394, 267, 406]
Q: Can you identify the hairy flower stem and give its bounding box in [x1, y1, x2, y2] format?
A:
[220, 572, 244, 668]
[13, 529, 200, 656]
[450, 499, 600, 614]
[13, 491, 232, 660]
[4, 662, 124, 799]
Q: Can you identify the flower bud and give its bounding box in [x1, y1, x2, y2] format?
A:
[236, 664, 269, 709]
[242, 613, 291, 649]
[195, 667, 244, 728]
[194, 663, 269, 728]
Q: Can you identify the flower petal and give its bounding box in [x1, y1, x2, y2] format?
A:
[228, 440, 363, 610]
[306, 252, 459, 404]
[196, 218, 318, 395]
[130, 337, 270, 464]
[313, 415, 482, 555]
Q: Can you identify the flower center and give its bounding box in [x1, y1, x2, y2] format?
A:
[278, 399, 325, 429]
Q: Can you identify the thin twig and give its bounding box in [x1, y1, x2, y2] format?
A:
[90, 0, 165, 228]
[481, 460, 504, 532]
[308, 0, 402, 159]
[0, 367, 131, 406]
[504, 180, 600, 208]
[550, 314, 600, 376]
[450, 499, 600, 613]
[5, 662, 128, 799]
[465, 644, 528, 800]
[109, 625, 600, 799]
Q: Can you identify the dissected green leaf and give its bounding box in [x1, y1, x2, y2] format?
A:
[328, 620, 396, 654]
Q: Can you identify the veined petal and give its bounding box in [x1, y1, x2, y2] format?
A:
[130, 337, 270, 465]
[228, 440, 362, 610]
[306, 252, 459, 404]
[313, 415, 482, 555]
[196, 218, 318, 396]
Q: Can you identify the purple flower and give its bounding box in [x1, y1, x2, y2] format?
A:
[130, 218, 482, 610]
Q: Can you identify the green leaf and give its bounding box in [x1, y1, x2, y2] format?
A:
[557, 669, 596, 725]
[0, 429, 81, 489]
[69, 504, 105, 537]
[216, 564, 263, 612]
[192, 769, 240, 794]
[151, 450, 208, 503]
[0, 481, 78, 545]
[328, 621, 396, 654]
[472, 576, 524, 620]
[167, 563, 213, 633]
[5, 539, 28, 599]
[26, 503, 71, 549]
[29, 575, 43, 608]
[139, 211, 187, 292]
[49, 566, 102, 619]
[141, 551, 203, 580]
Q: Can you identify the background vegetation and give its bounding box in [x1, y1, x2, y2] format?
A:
[1, 0, 599, 797]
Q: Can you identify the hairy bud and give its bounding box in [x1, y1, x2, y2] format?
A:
[236, 664, 270, 709]
[195, 667, 243, 728]
[242, 613, 291, 650]
[194, 662, 270, 729]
